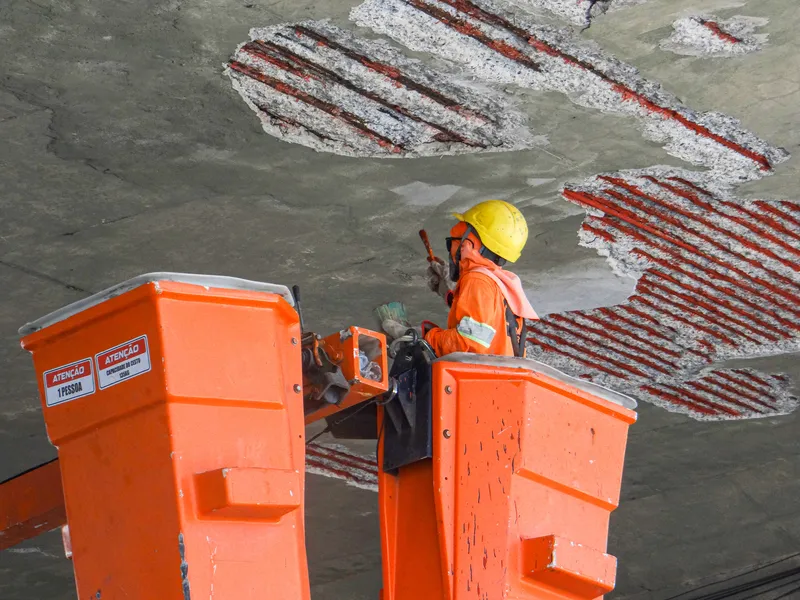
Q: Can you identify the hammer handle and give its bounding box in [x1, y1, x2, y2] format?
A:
[419, 229, 437, 263]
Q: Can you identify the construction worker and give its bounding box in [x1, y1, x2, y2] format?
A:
[382, 200, 538, 357]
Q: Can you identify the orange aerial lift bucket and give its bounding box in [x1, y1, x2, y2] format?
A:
[4, 271, 634, 600]
[17, 274, 310, 600]
[378, 354, 637, 600]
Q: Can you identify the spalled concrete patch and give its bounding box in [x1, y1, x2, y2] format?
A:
[526, 166, 800, 420]
[306, 442, 378, 491]
[661, 15, 769, 58]
[226, 21, 539, 157]
[352, 0, 788, 182]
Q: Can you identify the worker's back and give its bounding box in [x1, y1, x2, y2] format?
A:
[426, 271, 522, 357]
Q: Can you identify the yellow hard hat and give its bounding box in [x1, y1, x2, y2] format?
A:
[453, 200, 528, 263]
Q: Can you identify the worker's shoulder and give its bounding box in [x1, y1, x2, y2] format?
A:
[460, 270, 502, 291]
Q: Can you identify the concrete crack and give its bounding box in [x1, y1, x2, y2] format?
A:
[171, 0, 184, 31]
[0, 77, 138, 188]
[59, 213, 138, 238]
[0, 78, 55, 117]
[19, 0, 54, 19]
[0, 260, 92, 295]
[83, 159, 128, 183]
[581, 0, 612, 31]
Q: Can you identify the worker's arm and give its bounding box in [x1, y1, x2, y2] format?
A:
[424, 273, 504, 356]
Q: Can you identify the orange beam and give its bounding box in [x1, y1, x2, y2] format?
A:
[0, 459, 66, 551]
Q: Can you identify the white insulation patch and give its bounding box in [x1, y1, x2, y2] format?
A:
[660, 15, 769, 57]
[391, 181, 462, 206]
[352, 0, 788, 183]
[226, 21, 538, 158]
[526, 165, 800, 420]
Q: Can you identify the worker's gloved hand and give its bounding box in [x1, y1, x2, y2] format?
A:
[381, 319, 422, 341]
[426, 260, 455, 299]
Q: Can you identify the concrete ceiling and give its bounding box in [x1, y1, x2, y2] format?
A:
[1, 0, 799, 598]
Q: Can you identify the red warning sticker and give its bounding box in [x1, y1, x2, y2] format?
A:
[95, 335, 151, 389]
[43, 358, 96, 407]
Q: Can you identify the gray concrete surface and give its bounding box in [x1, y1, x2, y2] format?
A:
[1, 0, 799, 598]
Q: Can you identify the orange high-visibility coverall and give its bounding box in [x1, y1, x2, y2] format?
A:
[424, 271, 523, 357]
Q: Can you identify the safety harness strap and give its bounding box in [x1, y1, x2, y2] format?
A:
[505, 301, 527, 358]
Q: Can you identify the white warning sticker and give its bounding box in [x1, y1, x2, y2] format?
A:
[95, 335, 151, 390]
[43, 358, 96, 407]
